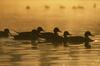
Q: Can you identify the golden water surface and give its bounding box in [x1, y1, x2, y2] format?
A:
[0, 0, 100, 66]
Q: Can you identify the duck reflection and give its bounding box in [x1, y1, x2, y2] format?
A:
[10, 54, 22, 66]
[67, 47, 80, 66]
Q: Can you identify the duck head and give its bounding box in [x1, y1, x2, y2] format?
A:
[32, 29, 37, 33]
[63, 31, 71, 37]
[4, 28, 10, 34]
[37, 27, 44, 33]
[53, 27, 61, 33]
[85, 31, 93, 37]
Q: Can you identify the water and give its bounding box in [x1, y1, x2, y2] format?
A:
[0, 0, 100, 66]
[0, 35, 100, 66]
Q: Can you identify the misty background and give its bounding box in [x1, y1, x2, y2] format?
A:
[0, 0, 100, 34]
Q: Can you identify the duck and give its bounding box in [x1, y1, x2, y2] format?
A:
[60, 5, 65, 9]
[13, 27, 44, 40]
[63, 31, 94, 48]
[45, 5, 50, 9]
[0, 28, 10, 38]
[40, 27, 63, 44]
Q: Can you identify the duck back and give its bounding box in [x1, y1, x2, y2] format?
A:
[67, 36, 85, 44]
[66, 36, 93, 44]
[14, 32, 32, 40]
[40, 32, 54, 42]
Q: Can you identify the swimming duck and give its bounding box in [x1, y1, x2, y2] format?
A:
[45, 5, 50, 9]
[40, 27, 63, 44]
[13, 27, 44, 40]
[60, 5, 65, 9]
[63, 31, 94, 48]
[0, 28, 10, 38]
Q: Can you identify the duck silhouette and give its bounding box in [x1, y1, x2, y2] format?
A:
[63, 31, 94, 48]
[45, 5, 50, 9]
[0, 28, 10, 38]
[40, 27, 63, 44]
[13, 27, 44, 40]
[60, 5, 65, 9]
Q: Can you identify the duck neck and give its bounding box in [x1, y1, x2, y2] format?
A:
[54, 32, 59, 36]
[85, 35, 90, 39]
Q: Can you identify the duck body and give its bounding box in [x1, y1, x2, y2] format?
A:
[53, 35, 63, 44]
[63, 31, 94, 48]
[39, 27, 63, 44]
[14, 31, 39, 40]
[13, 32, 33, 40]
[0, 31, 9, 38]
[40, 32, 54, 42]
[13, 27, 44, 40]
[64, 36, 93, 44]
[40, 32, 63, 44]
[0, 29, 10, 38]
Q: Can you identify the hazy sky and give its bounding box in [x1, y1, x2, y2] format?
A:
[0, 0, 100, 32]
[0, 0, 99, 15]
[0, 0, 99, 19]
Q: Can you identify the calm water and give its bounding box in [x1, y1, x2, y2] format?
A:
[0, 0, 100, 66]
[0, 35, 100, 66]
